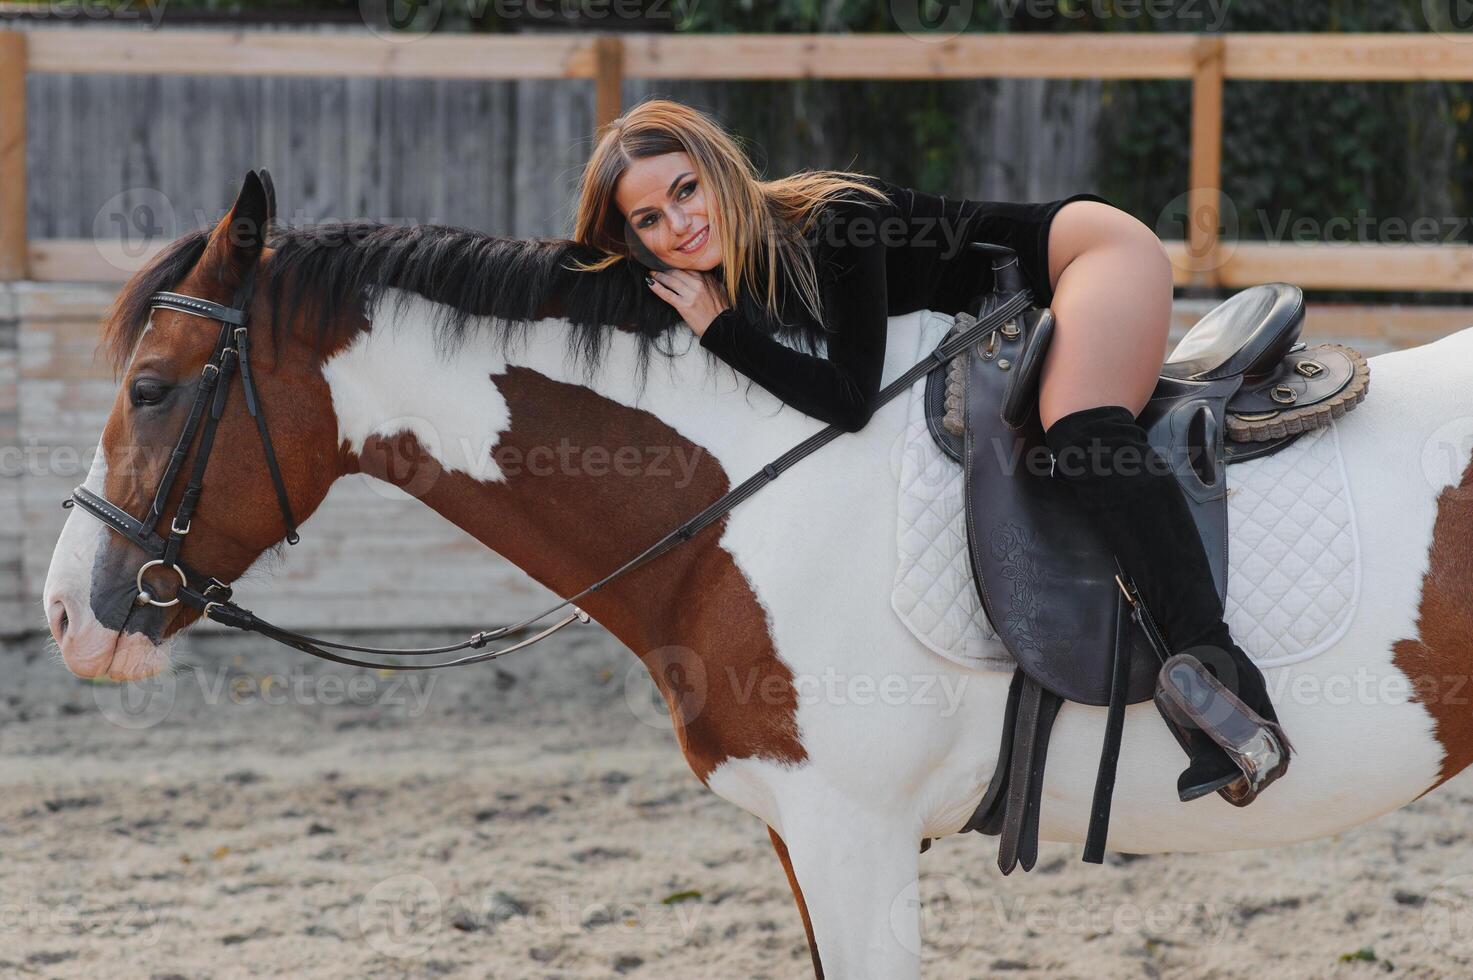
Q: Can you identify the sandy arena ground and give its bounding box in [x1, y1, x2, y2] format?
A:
[4, 627, 1473, 979]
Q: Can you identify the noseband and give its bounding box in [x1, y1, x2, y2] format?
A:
[64, 275, 1030, 670]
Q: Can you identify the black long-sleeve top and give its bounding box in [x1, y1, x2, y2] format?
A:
[697, 175, 1109, 431]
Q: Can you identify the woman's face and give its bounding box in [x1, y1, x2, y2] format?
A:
[614, 151, 721, 271]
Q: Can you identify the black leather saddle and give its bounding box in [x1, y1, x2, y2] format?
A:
[923, 246, 1368, 873]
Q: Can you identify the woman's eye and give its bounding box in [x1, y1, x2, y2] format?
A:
[640, 213, 658, 229]
[678, 181, 695, 199]
[131, 378, 170, 406]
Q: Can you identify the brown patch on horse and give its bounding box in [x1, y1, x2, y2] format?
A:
[349, 365, 805, 783]
[1393, 453, 1473, 796]
[769, 827, 823, 978]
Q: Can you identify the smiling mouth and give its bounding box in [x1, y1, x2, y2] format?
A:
[675, 225, 709, 253]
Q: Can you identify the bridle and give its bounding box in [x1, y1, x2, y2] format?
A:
[64, 269, 1032, 670]
[68, 271, 293, 610]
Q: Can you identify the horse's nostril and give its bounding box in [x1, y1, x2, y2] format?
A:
[47, 599, 69, 642]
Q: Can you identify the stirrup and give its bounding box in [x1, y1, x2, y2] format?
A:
[1154, 653, 1292, 807]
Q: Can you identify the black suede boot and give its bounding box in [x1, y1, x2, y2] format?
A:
[1043, 404, 1292, 804]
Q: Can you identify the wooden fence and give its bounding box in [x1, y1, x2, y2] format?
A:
[2, 30, 1473, 290]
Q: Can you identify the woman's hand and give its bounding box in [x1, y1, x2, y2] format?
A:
[645, 268, 728, 337]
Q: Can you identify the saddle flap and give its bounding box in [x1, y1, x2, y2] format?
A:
[961, 327, 1165, 707]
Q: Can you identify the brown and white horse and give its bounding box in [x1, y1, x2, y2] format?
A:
[43, 174, 1473, 978]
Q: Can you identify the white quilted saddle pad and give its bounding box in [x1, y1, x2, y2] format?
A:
[891, 311, 1362, 673]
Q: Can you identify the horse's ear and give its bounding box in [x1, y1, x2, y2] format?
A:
[258, 168, 278, 233]
[200, 171, 270, 287]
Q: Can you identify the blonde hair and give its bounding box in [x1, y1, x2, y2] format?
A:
[570, 97, 889, 330]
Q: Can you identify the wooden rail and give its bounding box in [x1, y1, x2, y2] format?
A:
[0, 32, 26, 281]
[2, 29, 1472, 291]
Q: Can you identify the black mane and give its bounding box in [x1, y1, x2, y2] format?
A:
[264, 222, 691, 372]
[106, 221, 721, 377]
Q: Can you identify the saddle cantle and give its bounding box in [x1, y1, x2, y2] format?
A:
[929, 281, 1370, 461]
[931, 248, 1370, 873]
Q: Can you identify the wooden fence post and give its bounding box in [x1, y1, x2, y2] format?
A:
[0, 31, 27, 282]
[593, 35, 624, 137]
[1187, 35, 1225, 289]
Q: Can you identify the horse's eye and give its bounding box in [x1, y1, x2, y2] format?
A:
[130, 378, 170, 407]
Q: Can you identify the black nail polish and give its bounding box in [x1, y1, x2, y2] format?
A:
[645, 275, 654, 285]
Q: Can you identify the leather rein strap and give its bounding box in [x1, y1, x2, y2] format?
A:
[67, 284, 1031, 670]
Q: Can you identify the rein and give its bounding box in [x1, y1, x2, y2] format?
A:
[66, 278, 1031, 670]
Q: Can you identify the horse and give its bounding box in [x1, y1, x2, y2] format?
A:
[42, 172, 1473, 978]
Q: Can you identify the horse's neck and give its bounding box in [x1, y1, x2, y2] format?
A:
[321, 291, 813, 652]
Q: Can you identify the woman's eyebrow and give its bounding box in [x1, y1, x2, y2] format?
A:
[627, 172, 693, 220]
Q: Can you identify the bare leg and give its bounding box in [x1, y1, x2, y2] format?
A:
[1038, 201, 1174, 430]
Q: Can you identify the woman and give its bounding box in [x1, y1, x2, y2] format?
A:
[572, 98, 1290, 805]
